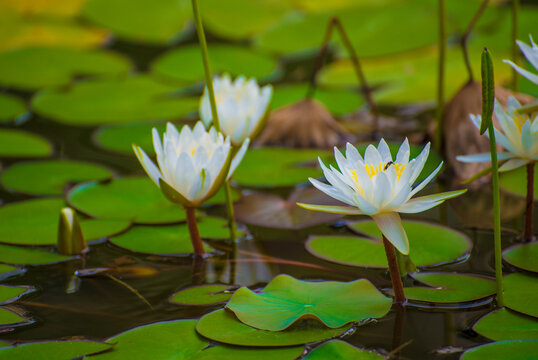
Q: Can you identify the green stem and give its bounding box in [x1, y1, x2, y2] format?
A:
[511, 0, 519, 91]
[224, 179, 237, 242]
[435, 0, 446, 153]
[524, 162, 534, 242]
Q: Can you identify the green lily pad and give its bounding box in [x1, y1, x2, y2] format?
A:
[83, 0, 191, 44]
[67, 177, 187, 224]
[308, 220, 471, 268]
[0, 341, 111, 360]
[0, 198, 131, 245]
[402, 272, 496, 304]
[170, 284, 234, 305]
[473, 308, 538, 341]
[0, 129, 52, 158]
[305, 340, 383, 360]
[0, 286, 31, 304]
[460, 340, 538, 360]
[503, 242, 538, 273]
[0, 47, 130, 91]
[0, 94, 25, 123]
[1, 160, 112, 196]
[196, 309, 353, 347]
[151, 44, 278, 84]
[0, 244, 71, 265]
[0, 265, 19, 276]
[93, 123, 167, 155]
[194, 345, 304, 360]
[499, 166, 538, 200]
[109, 217, 232, 255]
[32, 76, 198, 125]
[0, 307, 30, 326]
[226, 274, 391, 331]
[233, 147, 331, 187]
[271, 83, 363, 116]
[504, 273, 538, 318]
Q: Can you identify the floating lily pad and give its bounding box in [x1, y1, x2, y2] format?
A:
[0, 265, 18, 276]
[170, 284, 234, 305]
[109, 217, 231, 255]
[504, 273, 538, 318]
[460, 340, 538, 360]
[0, 129, 52, 158]
[402, 273, 496, 304]
[503, 243, 538, 273]
[0, 244, 71, 265]
[0, 286, 30, 304]
[0, 307, 30, 326]
[233, 147, 330, 187]
[499, 166, 538, 200]
[32, 76, 198, 125]
[226, 274, 391, 331]
[309, 220, 471, 268]
[0, 341, 111, 360]
[0, 47, 130, 91]
[93, 123, 167, 155]
[235, 187, 343, 229]
[195, 345, 304, 360]
[68, 177, 187, 224]
[0, 0, 88, 18]
[0, 94, 25, 123]
[0, 198, 131, 245]
[305, 340, 383, 360]
[151, 44, 278, 84]
[83, 0, 191, 44]
[473, 308, 538, 341]
[1, 160, 112, 196]
[196, 309, 352, 347]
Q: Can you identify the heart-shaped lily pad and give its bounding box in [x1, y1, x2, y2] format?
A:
[305, 340, 383, 360]
[503, 242, 538, 273]
[196, 309, 353, 347]
[169, 284, 234, 306]
[0, 47, 130, 91]
[0, 198, 131, 245]
[151, 44, 278, 84]
[473, 308, 538, 341]
[234, 187, 343, 229]
[109, 217, 231, 255]
[0, 129, 52, 158]
[32, 76, 198, 125]
[499, 166, 538, 200]
[307, 220, 470, 268]
[226, 274, 391, 331]
[1, 160, 112, 196]
[83, 0, 191, 44]
[504, 273, 538, 318]
[402, 272, 496, 304]
[0, 340, 111, 360]
[0, 94, 25, 123]
[460, 340, 538, 360]
[93, 123, 167, 155]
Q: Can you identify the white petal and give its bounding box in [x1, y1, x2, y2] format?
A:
[409, 162, 443, 197]
[456, 152, 515, 163]
[364, 144, 382, 165]
[373, 171, 392, 208]
[297, 203, 363, 215]
[517, 39, 538, 71]
[133, 145, 162, 186]
[228, 138, 249, 179]
[408, 142, 430, 184]
[173, 152, 195, 197]
[372, 212, 409, 255]
[395, 138, 410, 164]
[499, 158, 530, 172]
[345, 142, 363, 164]
[397, 189, 466, 213]
[309, 178, 356, 206]
[377, 138, 392, 162]
[503, 60, 538, 85]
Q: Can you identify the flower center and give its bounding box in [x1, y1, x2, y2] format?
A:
[349, 162, 407, 190]
[514, 113, 531, 133]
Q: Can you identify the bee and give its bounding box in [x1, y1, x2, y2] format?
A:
[384, 161, 394, 171]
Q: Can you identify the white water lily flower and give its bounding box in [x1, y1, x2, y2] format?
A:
[133, 121, 249, 207]
[503, 35, 538, 85]
[298, 139, 466, 255]
[200, 74, 272, 146]
[457, 97, 538, 172]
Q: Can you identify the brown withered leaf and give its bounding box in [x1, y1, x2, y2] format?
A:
[256, 98, 351, 148]
[234, 186, 345, 229]
[443, 81, 534, 183]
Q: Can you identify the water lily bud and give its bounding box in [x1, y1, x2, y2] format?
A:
[57, 207, 87, 255]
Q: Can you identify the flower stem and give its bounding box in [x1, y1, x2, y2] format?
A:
[382, 235, 406, 304]
[524, 162, 535, 242]
[460, 0, 490, 83]
[511, 0, 519, 91]
[434, 0, 446, 154]
[224, 180, 237, 242]
[185, 207, 205, 256]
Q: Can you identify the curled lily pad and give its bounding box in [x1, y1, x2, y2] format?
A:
[226, 274, 391, 331]
[503, 242, 538, 273]
[460, 340, 538, 360]
[312, 220, 472, 268]
[93, 123, 167, 155]
[0, 244, 71, 265]
[0, 94, 25, 123]
[1, 160, 112, 196]
[499, 165, 538, 200]
[32, 76, 198, 125]
[151, 44, 278, 84]
[109, 217, 231, 255]
[305, 340, 383, 360]
[473, 308, 538, 341]
[402, 272, 496, 304]
[0, 129, 52, 158]
[169, 284, 234, 306]
[0, 47, 130, 90]
[0, 340, 111, 360]
[196, 309, 353, 347]
[504, 273, 538, 318]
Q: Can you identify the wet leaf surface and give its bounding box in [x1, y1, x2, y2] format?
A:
[305, 340, 383, 360]
[473, 308, 538, 341]
[0, 129, 52, 158]
[460, 340, 538, 360]
[504, 273, 538, 318]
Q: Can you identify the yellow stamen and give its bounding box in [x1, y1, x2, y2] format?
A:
[349, 162, 407, 192]
[514, 114, 530, 133]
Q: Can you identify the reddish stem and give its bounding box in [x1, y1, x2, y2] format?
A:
[185, 207, 205, 256]
[524, 162, 535, 241]
[383, 236, 406, 303]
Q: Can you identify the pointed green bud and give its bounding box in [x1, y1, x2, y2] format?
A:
[57, 207, 87, 255]
[480, 48, 495, 135]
